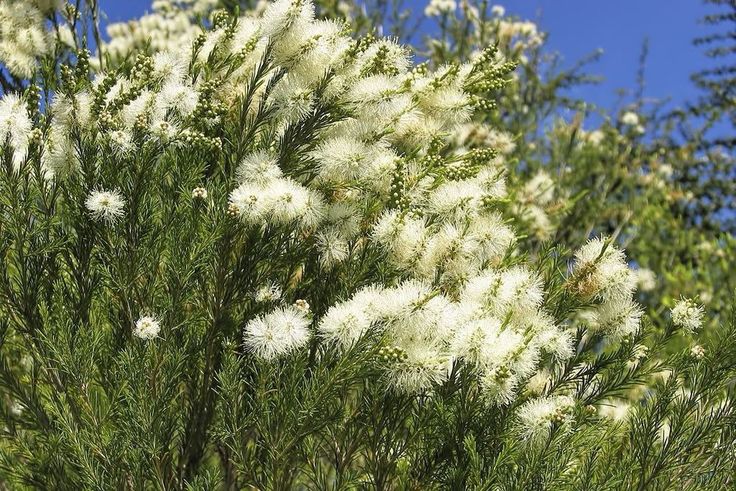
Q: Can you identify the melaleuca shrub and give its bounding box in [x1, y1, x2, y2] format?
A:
[1, 0, 735, 489]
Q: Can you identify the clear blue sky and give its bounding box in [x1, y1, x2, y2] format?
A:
[495, 1, 712, 116]
[101, 0, 714, 114]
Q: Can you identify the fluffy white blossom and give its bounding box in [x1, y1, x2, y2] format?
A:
[571, 237, 637, 301]
[229, 178, 324, 229]
[523, 171, 555, 206]
[671, 297, 704, 333]
[236, 150, 283, 184]
[690, 344, 706, 360]
[517, 395, 575, 441]
[316, 230, 350, 269]
[586, 297, 643, 338]
[0, 94, 32, 169]
[498, 19, 543, 48]
[0, 1, 50, 78]
[244, 306, 311, 360]
[620, 111, 640, 126]
[134, 315, 161, 340]
[85, 190, 126, 223]
[424, 0, 456, 16]
[103, 4, 204, 63]
[319, 299, 373, 349]
[255, 283, 282, 303]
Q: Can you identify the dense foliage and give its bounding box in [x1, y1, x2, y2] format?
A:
[0, 0, 734, 489]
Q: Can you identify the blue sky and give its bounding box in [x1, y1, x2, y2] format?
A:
[495, 1, 712, 116]
[101, 0, 714, 115]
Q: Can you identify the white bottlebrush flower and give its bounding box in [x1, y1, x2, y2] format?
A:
[586, 129, 605, 146]
[598, 399, 631, 421]
[266, 179, 325, 228]
[316, 230, 350, 269]
[236, 150, 283, 184]
[293, 299, 311, 313]
[620, 111, 640, 126]
[323, 203, 361, 239]
[192, 187, 208, 199]
[481, 329, 537, 379]
[491, 4, 505, 16]
[243, 306, 311, 360]
[516, 204, 554, 240]
[416, 86, 471, 128]
[229, 183, 267, 225]
[152, 51, 188, 82]
[0, 93, 32, 169]
[384, 346, 452, 393]
[85, 190, 126, 223]
[354, 282, 456, 393]
[517, 395, 575, 441]
[270, 75, 315, 125]
[372, 211, 428, 267]
[480, 368, 519, 405]
[254, 283, 282, 303]
[311, 137, 396, 185]
[418, 222, 479, 279]
[671, 297, 704, 333]
[108, 129, 134, 153]
[486, 128, 516, 155]
[545, 329, 575, 361]
[121, 90, 155, 130]
[355, 39, 411, 77]
[158, 81, 199, 117]
[319, 301, 373, 349]
[150, 119, 179, 142]
[469, 214, 515, 264]
[0, 1, 49, 78]
[427, 179, 485, 218]
[424, 0, 456, 16]
[495, 266, 544, 316]
[525, 369, 551, 396]
[462, 269, 502, 306]
[349, 285, 388, 319]
[134, 315, 161, 340]
[690, 344, 706, 360]
[260, 0, 315, 39]
[451, 316, 503, 365]
[571, 237, 637, 301]
[587, 297, 643, 339]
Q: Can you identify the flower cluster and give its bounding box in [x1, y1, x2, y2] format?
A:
[244, 306, 311, 359]
[134, 315, 161, 340]
[517, 394, 575, 441]
[85, 189, 126, 223]
[571, 237, 643, 338]
[424, 0, 457, 17]
[102, 0, 217, 65]
[0, 0, 55, 78]
[671, 297, 705, 333]
[0, 93, 33, 169]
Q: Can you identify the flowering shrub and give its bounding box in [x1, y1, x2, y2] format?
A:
[0, 0, 734, 488]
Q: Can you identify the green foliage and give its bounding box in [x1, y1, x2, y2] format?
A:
[0, 1, 733, 489]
